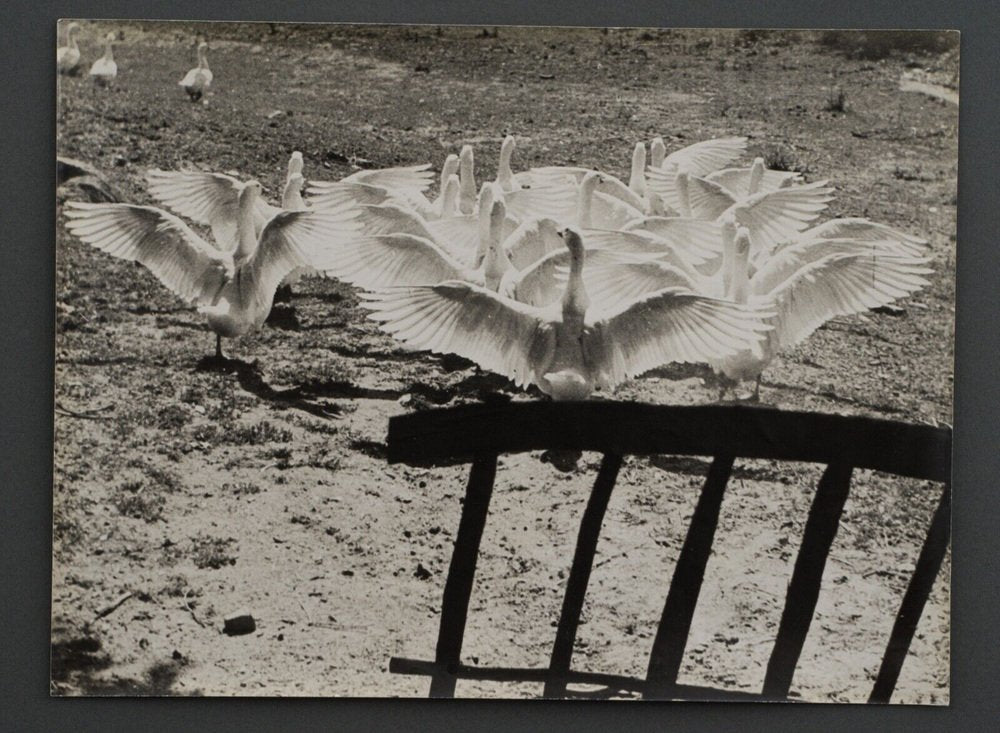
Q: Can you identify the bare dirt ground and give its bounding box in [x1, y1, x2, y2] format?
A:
[52, 23, 956, 701]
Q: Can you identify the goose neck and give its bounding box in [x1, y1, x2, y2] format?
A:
[724, 229, 751, 305]
[676, 172, 691, 217]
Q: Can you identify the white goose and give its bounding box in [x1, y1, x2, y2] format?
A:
[457, 145, 477, 214]
[710, 227, 933, 399]
[179, 42, 213, 101]
[673, 173, 836, 261]
[702, 157, 802, 199]
[510, 142, 647, 213]
[306, 163, 435, 217]
[427, 154, 460, 218]
[315, 198, 514, 292]
[63, 185, 361, 359]
[89, 32, 118, 85]
[146, 166, 284, 252]
[645, 136, 748, 214]
[57, 23, 82, 75]
[361, 228, 772, 401]
[496, 136, 520, 192]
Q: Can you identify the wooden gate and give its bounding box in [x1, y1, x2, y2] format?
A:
[385, 402, 951, 701]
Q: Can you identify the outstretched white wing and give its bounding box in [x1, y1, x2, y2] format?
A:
[622, 216, 724, 262]
[733, 181, 835, 255]
[145, 170, 280, 250]
[305, 180, 399, 211]
[584, 287, 771, 389]
[706, 167, 802, 197]
[312, 232, 470, 291]
[752, 244, 933, 350]
[63, 202, 230, 304]
[661, 137, 748, 175]
[795, 218, 928, 257]
[243, 207, 362, 314]
[361, 281, 552, 389]
[341, 164, 434, 213]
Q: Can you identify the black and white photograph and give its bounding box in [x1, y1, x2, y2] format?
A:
[52, 21, 956, 702]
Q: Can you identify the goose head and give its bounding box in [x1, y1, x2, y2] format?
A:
[197, 41, 209, 64]
[498, 135, 517, 189]
[440, 153, 459, 188]
[650, 136, 667, 168]
[628, 142, 647, 196]
[66, 22, 81, 41]
[287, 150, 304, 178]
[103, 32, 116, 55]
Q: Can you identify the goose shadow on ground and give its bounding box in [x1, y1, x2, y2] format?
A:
[51, 634, 196, 696]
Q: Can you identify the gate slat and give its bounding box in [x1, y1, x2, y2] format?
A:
[543, 453, 623, 698]
[869, 483, 952, 703]
[644, 454, 736, 699]
[762, 462, 854, 699]
[429, 452, 498, 697]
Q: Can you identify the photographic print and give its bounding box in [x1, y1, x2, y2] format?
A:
[53, 21, 956, 701]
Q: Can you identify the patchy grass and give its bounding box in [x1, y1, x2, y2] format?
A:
[113, 480, 166, 523]
[191, 536, 238, 570]
[818, 31, 957, 61]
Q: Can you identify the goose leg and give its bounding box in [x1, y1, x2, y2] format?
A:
[215, 334, 224, 360]
[751, 374, 762, 402]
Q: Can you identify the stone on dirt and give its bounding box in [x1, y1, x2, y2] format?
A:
[223, 611, 257, 636]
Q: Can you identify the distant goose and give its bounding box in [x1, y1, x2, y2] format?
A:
[57, 23, 82, 75]
[361, 228, 772, 401]
[179, 42, 213, 101]
[89, 32, 118, 85]
[63, 186, 361, 358]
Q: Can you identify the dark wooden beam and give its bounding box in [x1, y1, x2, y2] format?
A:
[387, 402, 951, 482]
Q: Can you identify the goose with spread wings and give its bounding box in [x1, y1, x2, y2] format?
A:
[62, 182, 360, 359]
[361, 228, 772, 401]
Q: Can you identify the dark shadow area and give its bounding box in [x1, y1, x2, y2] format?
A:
[195, 356, 344, 419]
[264, 302, 302, 331]
[647, 454, 787, 483]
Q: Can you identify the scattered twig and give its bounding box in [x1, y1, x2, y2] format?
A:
[184, 592, 207, 628]
[94, 591, 133, 620]
[55, 401, 114, 420]
[297, 599, 313, 626]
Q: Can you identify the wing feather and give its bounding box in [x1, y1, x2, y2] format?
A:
[361, 282, 549, 388]
[753, 249, 933, 350]
[63, 202, 230, 304]
[585, 288, 771, 388]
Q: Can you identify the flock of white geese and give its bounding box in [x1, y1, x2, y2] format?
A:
[63, 129, 933, 402]
[59, 24, 213, 100]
